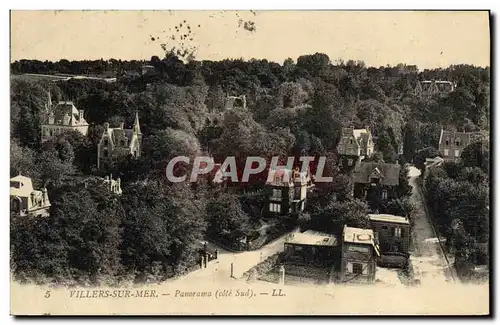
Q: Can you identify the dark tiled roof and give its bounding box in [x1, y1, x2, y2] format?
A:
[49, 101, 84, 125]
[352, 162, 400, 186]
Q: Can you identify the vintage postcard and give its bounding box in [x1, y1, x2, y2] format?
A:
[9, 10, 490, 315]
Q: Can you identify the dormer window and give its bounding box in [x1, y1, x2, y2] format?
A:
[350, 139, 353, 145]
[445, 138, 450, 146]
[103, 139, 109, 146]
[455, 138, 461, 146]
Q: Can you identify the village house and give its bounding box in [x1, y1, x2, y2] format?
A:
[10, 175, 51, 217]
[352, 161, 401, 209]
[414, 80, 456, 99]
[280, 230, 338, 283]
[438, 129, 475, 161]
[97, 113, 142, 170]
[369, 214, 410, 255]
[337, 126, 374, 171]
[41, 92, 89, 142]
[284, 231, 338, 267]
[266, 167, 312, 216]
[340, 226, 380, 283]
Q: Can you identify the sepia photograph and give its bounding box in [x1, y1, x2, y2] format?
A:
[8, 9, 491, 316]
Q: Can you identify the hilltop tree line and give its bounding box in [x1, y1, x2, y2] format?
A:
[10, 54, 490, 284]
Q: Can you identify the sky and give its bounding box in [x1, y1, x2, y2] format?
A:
[10, 10, 490, 69]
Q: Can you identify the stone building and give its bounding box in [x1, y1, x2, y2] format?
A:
[438, 129, 475, 161]
[337, 126, 374, 171]
[340, 226, 380, 283]
[41, 92, 89, 142]
[414, 80, 456, 99]
[224, 95, 247, 110]
[97, 113, 142, 170]
[10, 175, 51, 217]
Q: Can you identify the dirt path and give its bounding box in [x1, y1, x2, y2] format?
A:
[408, 166, 457, 285]
[171, 229, 299, 285]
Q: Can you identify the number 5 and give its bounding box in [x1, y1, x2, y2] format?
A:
[44, 291, 51, 298]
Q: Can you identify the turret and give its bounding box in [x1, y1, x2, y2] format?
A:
[42, 187, 50, 206]
[133, 112, 142, 144]
[133, 112, 141, 135]
[45, 91, 52, 113]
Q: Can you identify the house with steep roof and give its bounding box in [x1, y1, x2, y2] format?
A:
[340, 226, 380, 283]
[352, 161, 400, 208]
[97, 113, 142, 170]
[10, 175, 51, 217]
[438, 129, 476, 161]
[41, 92, 89, 142]
[337, 126, 374, 171]
[266, 166, 313, 216]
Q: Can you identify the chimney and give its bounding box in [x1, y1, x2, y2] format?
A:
[120, 122, 124, 129]
[63, 113, 70, 126]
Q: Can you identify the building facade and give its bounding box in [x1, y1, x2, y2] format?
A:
[340, 226, 380, 283]
[369, 214, 410, 255]
[266, 167, 312, 216]
[352, 161, 401, 210]
[97, 113, 142, 170]
[10, 175, 51, 217]
[337, 127, 374, 171]
[414, 80, 456, 99]
[224, 95, 247, 110]
[41, 92, 89, 142]
[438, 129, 475, 161]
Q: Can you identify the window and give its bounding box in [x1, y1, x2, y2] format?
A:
[445, 138, 450, 146]
[272, 189, 282, 199]
[347, 158, 353, 166]
[444, 149, 449, 156]
[381, 225, 388, 230]
[393, 227, 402, 237]
[353, 263, 363, 275]
[454, 150, 460, 157]
[103, 139, 109, 146]
[103, 150, 109, 157]
[269, 203, 281, 213]
[121, 139, 126, 146]
[455, 138, 461, 146]
[381, 189, 388, 200]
